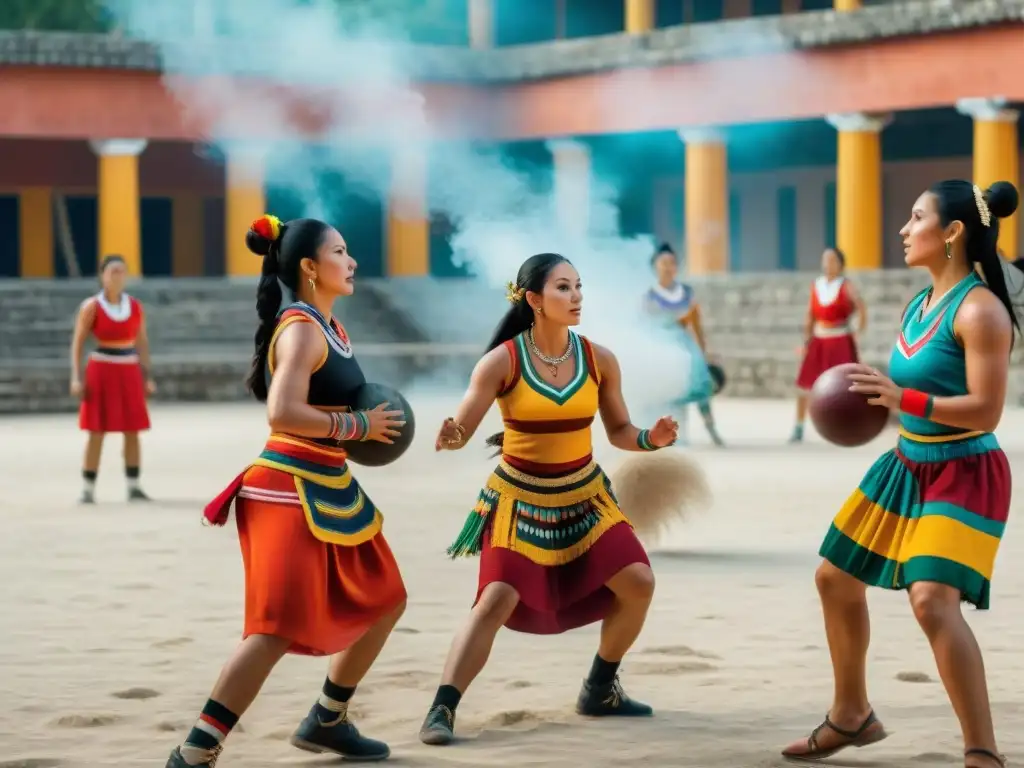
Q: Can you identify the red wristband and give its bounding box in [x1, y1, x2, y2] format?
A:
[900, 388, 933, 419]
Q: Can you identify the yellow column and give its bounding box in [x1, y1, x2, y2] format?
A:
[18, 187, 54, 278]
[548, 140, 592, 243]
[225, 148, 266, 277]
[90, 140, 147, 276]
[958, 98, 1020, 260]
[386, 145, 429, 277]
[834, 0, 861, 10]
[468, 0, 493, 48]
[827, 113, 888, 270]
[172, 195, 205, 277]
[625, 0, 654, 33]
[679, 128, 729, 274]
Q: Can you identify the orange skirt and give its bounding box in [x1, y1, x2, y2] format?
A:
[236, 465, 407, 656]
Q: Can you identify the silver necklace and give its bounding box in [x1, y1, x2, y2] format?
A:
[527, 327, 573, 378]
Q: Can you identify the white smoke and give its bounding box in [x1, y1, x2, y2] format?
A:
[107, 0, 694, 415]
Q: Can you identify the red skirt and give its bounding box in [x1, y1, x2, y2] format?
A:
[796, 334, 859, 390]
[477, 522, 650, 635]
[79, 357, 150, 433]
[236, 465, 407, 656]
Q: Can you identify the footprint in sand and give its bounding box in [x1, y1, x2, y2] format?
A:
[896, 671, 934, 683]
[151, 637, 193, 649]
[640, 644, 722, 661]
[155, 721, 185, 733]
[908, 751, 959, 764]
[505, 680, 533, 690]
[118, 583, 155, 592]
[394, 627, 420, 634]
[0, 760, 66, 768]
[112, 687, 161, 700]
[375, 670, 436, 689]
[633, 660, 717, 675]
[483, 710, 541, 729]
[52, 714, 122, 728]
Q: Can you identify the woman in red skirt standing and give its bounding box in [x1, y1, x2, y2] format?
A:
[70, 254, 155, 503]
[789, 247, 867, 443]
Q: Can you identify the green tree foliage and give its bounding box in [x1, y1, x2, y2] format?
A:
[0, 0, 468, 44]
[0, 0, 112, 32]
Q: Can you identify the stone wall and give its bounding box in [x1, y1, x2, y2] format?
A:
[2, 269, 1022, 414]
[0, 278, 433, 414]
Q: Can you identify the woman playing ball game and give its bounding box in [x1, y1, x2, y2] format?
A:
[781, 181, 1019, 768]
[164, 215, 407, 767]
[419, 253, 678, 746]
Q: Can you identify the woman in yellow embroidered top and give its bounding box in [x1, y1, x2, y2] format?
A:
[418, 253, 678, 745]
[164, 216, 407, 768]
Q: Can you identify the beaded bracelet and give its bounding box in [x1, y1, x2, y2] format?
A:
[326, 411, 342, 441]
[636, 429, 658, 451]
[900, 388, 934, 419]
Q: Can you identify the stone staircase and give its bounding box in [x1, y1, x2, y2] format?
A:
[368, 270, 1024, 404]
[0, 278, 432, 414]
[3, 269, 1022, 414]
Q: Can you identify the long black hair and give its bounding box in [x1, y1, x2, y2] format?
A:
[245, 216, 333, 402]
[483, 252, 571, 450]
[929, 180, 1021, 336]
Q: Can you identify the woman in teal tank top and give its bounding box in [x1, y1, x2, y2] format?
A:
[782, 180, 1020, 768]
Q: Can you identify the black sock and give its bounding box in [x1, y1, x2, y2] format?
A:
[181, 699, 239, 760]
[431, 684, 462, 712]
[83, 470, 98, 482]
[587, 655, 620, 687]
[125, 465, 140, 479]
[314, 677, 355, 720]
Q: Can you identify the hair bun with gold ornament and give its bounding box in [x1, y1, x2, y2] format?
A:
[245, 214, 284, 257]
[505, 280, 525, 304]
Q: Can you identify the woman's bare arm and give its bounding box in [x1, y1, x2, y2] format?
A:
[265, 322, 335, 437]
[927, 290, 1013, 433]
[135, 305, 153, 381]
[847, 281, 868, 334]
[70, 299, 96, 384]
[444, 346, 511, 447]
[594, 344, 650, 451]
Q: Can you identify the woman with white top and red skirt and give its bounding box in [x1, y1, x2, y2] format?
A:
[70, 254, 156, 502]
[789, 247, 867, 443]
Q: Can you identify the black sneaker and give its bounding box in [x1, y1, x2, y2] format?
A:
[419, 704, 456, 746]
[576, 676, 653, 717]
[128, 487, 151, 502]
[165, 745, 222, 767]
[290, 705, 390, 761]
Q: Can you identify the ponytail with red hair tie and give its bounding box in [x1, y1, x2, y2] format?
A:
[250, 214, 282, 243]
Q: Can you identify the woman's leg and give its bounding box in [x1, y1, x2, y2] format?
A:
[420, 583, 520, 745]
[790, 392, 809, 442]
[169, 634, 291, 766]
[909, 582, 1001, 767]
[577, 563, 656, 716]
[697, 400, 724, 446]
[123, 431, 150, 501]
[80, 432, 105, 503]
[290, 599, 408, 759]
[782, 561, 886, 758]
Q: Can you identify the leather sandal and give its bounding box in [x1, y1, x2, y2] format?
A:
[782, 710, 888, 761]
[965, 747, 1006, 767]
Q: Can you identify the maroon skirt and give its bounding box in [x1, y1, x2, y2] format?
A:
[477, 522, 649, 634]
[796, 333, 859, 390]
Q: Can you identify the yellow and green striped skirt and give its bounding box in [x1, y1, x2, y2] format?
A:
[819, 429, 1010, 609]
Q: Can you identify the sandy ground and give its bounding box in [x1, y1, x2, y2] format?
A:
[1, 396, 1021, 768]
